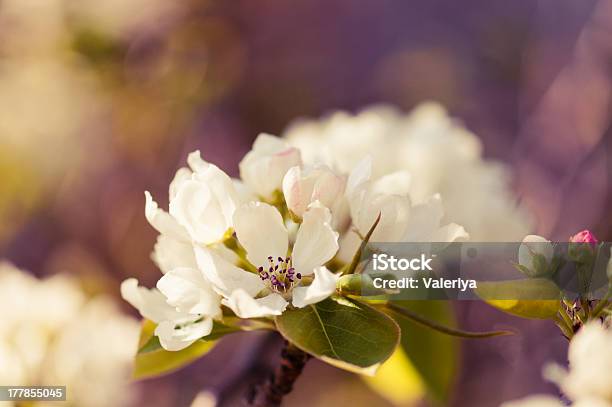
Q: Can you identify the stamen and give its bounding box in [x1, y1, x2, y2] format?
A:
[257, 255, 299, 294]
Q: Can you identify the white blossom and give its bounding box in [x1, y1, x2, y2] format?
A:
[121, 277, 220, 351]
[0, 262, 138, 407]
[502, 322, 612, 407]
[551, 322, 612, 402]
[194, 201, 340, 318]
[145, 150, 242, 246]
[284, 103, 533, 241]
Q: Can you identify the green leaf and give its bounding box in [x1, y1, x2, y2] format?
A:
[275, 297, 399, 375]
[387, 301, 459, 404]
[474, 278, 561, 319]
[132, 320, 237, 380]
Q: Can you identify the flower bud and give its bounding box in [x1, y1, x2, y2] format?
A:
[568, 229, 598, 263]
[282, 165, 346, 219]
[569, 230, 598, 245]
[517, 235, 554, 277]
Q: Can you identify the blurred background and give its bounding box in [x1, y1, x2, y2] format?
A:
[0, 0, 611, 406]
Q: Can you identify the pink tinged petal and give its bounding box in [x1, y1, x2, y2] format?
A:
[239, 133, 302, 199]
[144, 191, 189, 241]
[155, 318, 213, 351]
[194, 246, 264, 297]
[282, 166, 313, 218]
[169, 180, 230, 245]
[233, 202, 289, 267]
[292, 267, 340, 308]
[151, 234, 198, 274]
[292, 202, 339, 276]
[222, 290, 288, 318]
[311, 169, 346, 211]
[120, 278, 182, 323]
[156, 268, 221, 318]
[284, 165, 347, 219]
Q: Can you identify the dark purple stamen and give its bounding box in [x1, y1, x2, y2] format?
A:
[259, 255, 299, 293]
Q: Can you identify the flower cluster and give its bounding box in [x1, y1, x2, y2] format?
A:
[0, 262, 139, 407]
[284, 103, 533, 241]
[502, 321, 612, 407]
[122, 132, 469, 351]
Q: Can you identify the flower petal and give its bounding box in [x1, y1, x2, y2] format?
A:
[155, 318, 213, 351]
[293, 202, 339, 275]
[144, 191, 189, 241]
[156, 268, 221, 317]
[169, 180, 230, 245]
[239, 133, 302, 199]
[292, 267, 340, 308]
[222, 290, 288, 318]
[402, 194, 444, 241]
[194, 246, 264, 297]
[169, 167, 192, 201]
[233, 202, 288, 267]
[120, 278, 182, 323]
[346, 156, 372, 195]
[151, 234, 198, 274]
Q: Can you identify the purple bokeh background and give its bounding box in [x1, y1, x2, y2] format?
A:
[2, 0, 611, 406]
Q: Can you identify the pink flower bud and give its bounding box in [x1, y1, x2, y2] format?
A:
[569, 230, 598, 245]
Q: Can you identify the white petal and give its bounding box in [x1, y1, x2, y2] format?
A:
[194, 246, 264, 297]
[190, 158, 239, 225]
[292, 267, 340, 307]
[169, 180, 230, 245]
[151, 234, 198, 274]
[144, 191, 189, 241]
[156, 268, 221, 317]
[353, 193, 411, 242]
[346, 156, 372, 195]
[370, 171, 412, 196]
[232, 178, 257, 204]
[222, 290, 288, 318]
[500, 395, 564, 407]
[233, 202, 288, 267]
[155, 318, 213, 351]
[430, 223, 469, 242]
[239, 133, 302, 199]
[120, 278, 181, 323]
[293, 202, 339, 275]
[402, 194, 444, 241]
[169, 167, 193, 201]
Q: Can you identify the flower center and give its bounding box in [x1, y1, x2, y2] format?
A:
[258, 256, 301, 293]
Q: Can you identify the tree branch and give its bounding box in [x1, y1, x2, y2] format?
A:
[247, 341, 310, 406]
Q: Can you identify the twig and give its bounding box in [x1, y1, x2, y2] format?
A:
[247, 341, 311, 406]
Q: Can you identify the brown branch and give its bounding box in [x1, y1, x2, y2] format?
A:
[247, 341, 311, 407]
